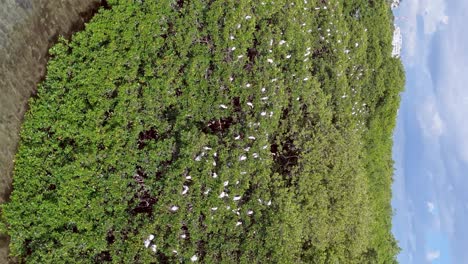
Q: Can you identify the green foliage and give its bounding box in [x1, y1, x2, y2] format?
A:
[2, 0, 404, 263]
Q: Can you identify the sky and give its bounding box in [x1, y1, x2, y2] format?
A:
[391, 0, 468, 263]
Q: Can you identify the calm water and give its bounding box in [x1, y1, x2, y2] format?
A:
[0, 0, 104, 262]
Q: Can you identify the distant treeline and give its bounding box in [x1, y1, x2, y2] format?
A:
[1, 0, 404, 263]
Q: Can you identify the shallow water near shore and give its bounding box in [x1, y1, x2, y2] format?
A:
[0, 0, 105, 261]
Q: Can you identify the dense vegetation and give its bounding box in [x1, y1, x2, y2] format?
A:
[1, 0, 404, 263]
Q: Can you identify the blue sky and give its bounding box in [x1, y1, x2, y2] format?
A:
[392, 0, 468, 263]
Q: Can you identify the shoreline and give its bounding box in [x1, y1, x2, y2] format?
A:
[0, 1, 106, 262]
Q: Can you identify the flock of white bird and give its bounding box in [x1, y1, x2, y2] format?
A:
[142, 0, 379, 260]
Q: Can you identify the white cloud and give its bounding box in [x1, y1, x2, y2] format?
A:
[397, 0, 448, 59]
[441, 15, 449, 25]
[418, 97, 445, 138]
[435, 31, 468, 162]
[397, 0, 420, 58]
[420, 0, 449, 35]
[426, 250, 440, 262]
[430, 113, 444, 137]
[426, 201, 442, 230]
[427, 202, 435, 214]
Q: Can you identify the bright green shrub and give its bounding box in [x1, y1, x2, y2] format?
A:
[2, 0, 404, 263]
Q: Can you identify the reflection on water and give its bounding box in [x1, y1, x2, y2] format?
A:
[0, 0, 105, 262]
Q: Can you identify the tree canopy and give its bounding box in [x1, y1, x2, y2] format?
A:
[1, 0, 404, 263]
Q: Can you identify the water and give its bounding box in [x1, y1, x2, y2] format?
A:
[0, 0, 105, 262]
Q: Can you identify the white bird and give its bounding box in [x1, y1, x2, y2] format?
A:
[144, 240, 151, 248]
[236, 221, 242, 226]
[151, 245, 157, 252]
[261, 88, 266, 93]
[233, 195, 242, 201]
[286, 54, 292, 59]
[211, 207, 218, 211]
[245, 15, 252, 20]
[261, 112, 267, 116]
[253, 153, 259, 158]
[234, 135, 241, 140]
[170, 206, 179, 212]
[279, 40, 286, 45]
[212, 172, 218, 178]
[182, 185, 189, 195]
[204, 188, 211, 195]
[247, 210, 254, 215]
[219, 192, 228, 198]
[191, 255, 198, 262]
[219, 104, 228, 109]
[261, 97, 269, 101]
[224, 181, 229, 186]
[239, 155, 247, 161]
[246, 83, 251, 88]
[186, 175, 192, 180]
[267, 58, 274, 63]
[248, 136, 256, 140]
